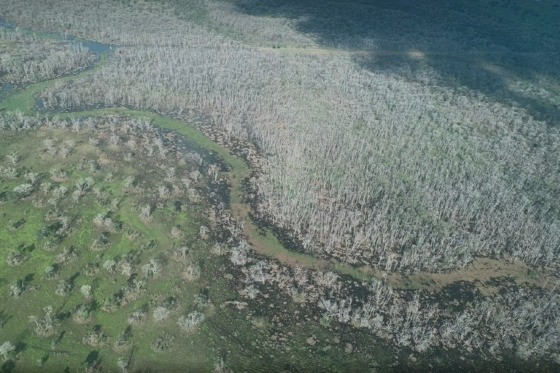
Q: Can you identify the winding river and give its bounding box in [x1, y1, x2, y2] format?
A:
[0, 18, 374, 281]
[1, 19, 549, 292]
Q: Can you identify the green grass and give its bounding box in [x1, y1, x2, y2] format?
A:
[0, 119, 389, 371]
[1, 66, 377, 284]
[0, 127, 219, 370]
[0, 18, 380, 306]
[0, 53, 108, 113]
[56, 108, 380, 283]
[57, 108, 248, 185]
[0, 17, 390, 286]
[0, 79, 52, 112]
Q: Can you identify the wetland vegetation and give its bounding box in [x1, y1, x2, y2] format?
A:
[0, 0, 559, 371]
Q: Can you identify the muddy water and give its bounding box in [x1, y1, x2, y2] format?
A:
[2, 18, 554, 293]
[0, 83, 12, 102]
[0, 18, 113, 56]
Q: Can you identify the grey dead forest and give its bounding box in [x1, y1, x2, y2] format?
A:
[26, 0, 560, 271]
[1, 0, 559, 371]
[0, 27, 94, 84]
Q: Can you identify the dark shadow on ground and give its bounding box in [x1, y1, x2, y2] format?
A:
[228, 0, 560, 124]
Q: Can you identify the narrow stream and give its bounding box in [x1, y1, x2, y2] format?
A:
[0, 17, 113, 109]
[0, 17, 473, 288]
[0, 17, 437, 288]
[0, 18, 113, 56]
[0, 83, 11, 102]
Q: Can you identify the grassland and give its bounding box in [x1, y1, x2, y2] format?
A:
[0, 48, 391, 368]
[2, 58, 384, 287]
[0, 119, 391, 371]
[0, 124, 207, 369]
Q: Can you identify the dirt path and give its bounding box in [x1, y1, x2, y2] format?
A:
[258, 45, 549, 58]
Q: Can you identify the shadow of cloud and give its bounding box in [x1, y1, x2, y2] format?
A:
[357, 49, 560, 124]
[229, 0, 560, 125]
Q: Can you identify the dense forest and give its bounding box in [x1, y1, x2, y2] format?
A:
[0, 0, 559, 371]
